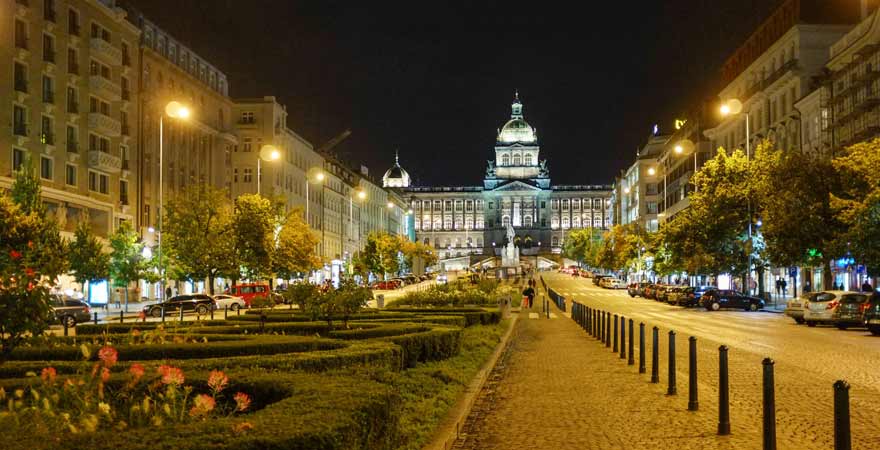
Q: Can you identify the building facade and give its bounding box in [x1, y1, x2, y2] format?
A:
[396, 95, 613, 270]
[615, 133, 666, 232]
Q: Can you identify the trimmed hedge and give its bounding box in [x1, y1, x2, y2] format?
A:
[383, 308, 501, 326]
[329, 324, 429, 340]
[384, 327, 462, 368]
[9, 335, 343, 361]
[0, 371, 401, 450]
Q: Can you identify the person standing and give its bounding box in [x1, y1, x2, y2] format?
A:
[862, 280, 872, 292]
[522, 285, 535, 308]
[781, 278, 788, 299]
[774, 278, 781, 299]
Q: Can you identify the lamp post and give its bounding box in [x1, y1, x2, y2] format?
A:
[158, 101, 191, 302]
[720, 98, 753, 294]
[257, 145, 281, 196]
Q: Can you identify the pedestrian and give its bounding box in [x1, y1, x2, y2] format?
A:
[781, 278, 787, 298]
[775, 278, 782, 298]
[804, 280, 811, 293]
[164, 286, 172, 300]
[522, 285, 535, 308]
[862, 280, 872, 292]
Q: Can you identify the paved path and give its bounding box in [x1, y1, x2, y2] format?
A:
[455, 274, 879, 449]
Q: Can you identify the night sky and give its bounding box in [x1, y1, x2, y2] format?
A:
[126, 0, 784, 186]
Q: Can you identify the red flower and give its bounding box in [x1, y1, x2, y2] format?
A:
[24, 268, 35, 278]
[100, 367, 111, 383]
[40, 367, 57, 384]
[189, 394, 216, 417]
[98, 346, 118, 368]
[157, 365, 185, 386]
[128, 363, 145, 380]
[9, 250, 21, 260]
[207, 370, 228, 395]
[233, 392, 251, 412]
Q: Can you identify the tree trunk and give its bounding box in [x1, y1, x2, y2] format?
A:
[124, 284, 129, 312]
[208, 274, 215, 295]
[823, 258, 833, 292]
[757, 266, 766, 296]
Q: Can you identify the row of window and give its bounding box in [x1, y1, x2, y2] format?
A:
[14, 11, 132, 65]
[142, 23, 226, 95]
[12, 104, 129, 161]
[498, 153, 534, 166]
[11, 148, 122, 198]
[550, 216, 609, 229]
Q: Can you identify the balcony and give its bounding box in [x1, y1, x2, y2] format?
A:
[14, 79, 28, 93]
[88, 113, 121, 137]
[88, 150, 122, 173]
[43, 91, 54, 104]
[67, 140, 79, 153]
[88, 75, 121, 100]
[68, 62, 79, 75]
[89, 38, 122, 66]
[43, 49, 56, 64]
[13, 123, 28, 137]
[67, 101, 79, 114]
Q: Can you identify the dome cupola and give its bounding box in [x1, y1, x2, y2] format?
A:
[382, 151, 411, 188]
[497, 92, 537, 144]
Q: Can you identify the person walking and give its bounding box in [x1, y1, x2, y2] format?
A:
[781, 278, 788, 299]
[774, 278, 782, 300]
[522, 285, 535, 309]
[862, 280, 873, 292]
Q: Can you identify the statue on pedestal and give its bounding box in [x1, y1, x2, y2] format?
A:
[485, 160, 496, 178]
[501, 223, 520, 267]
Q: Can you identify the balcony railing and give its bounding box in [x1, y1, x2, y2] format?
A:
[121, 159, 130, 171]
[13, 123, 28, 136]
[89, 38, 122, 65]
[44, 8, 56, 22]
[121, 88, 130, 101]
[122, 53, 131, 67]
[68, 62, 79, 75]
[14, 79, 28, 93]
[43, 91, 54, 104]
[88, 113, 121, 137]
[88, 150, 122, 173]
[121, 124, 130, 136]
[67, 141, 78, 153]
[120, 194, 129, 206]
[43, 49, 55, 63]
[67, 101, 79, 114]
[69, 23, 80, 36]
[15, 37, 28, 50]
[88, 75, 121, 100]
[41, 132, 55, 146]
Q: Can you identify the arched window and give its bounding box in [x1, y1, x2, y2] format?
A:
[423, 238, 430, 245]
[524, 215, 533, 227]
[513, 154, 521, 165]
[502, 215, 510, 227]
[551, 236, 559, 247]
[562, 217, 570, 229]
[572, 216, 580, 228]
[551, 217, 559, 229]
[524, 154, 533, 165]
[501, 154, 510, 166]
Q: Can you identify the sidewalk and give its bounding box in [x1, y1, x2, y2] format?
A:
[454, 302, 766, 449]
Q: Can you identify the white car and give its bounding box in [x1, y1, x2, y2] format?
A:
[803, 291, 849, 327]
[600, 278, 625, 289]
[436, 273, 448, 284]
[785, 292, 816, 324]
[211, 294, 246, 312]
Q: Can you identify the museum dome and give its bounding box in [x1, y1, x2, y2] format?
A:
[382, 152, 411, 188]
[497, 93, 537, 144]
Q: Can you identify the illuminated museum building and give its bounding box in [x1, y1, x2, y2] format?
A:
[383, 95, 613, 267]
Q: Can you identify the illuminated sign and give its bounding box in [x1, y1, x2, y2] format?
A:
[674, 119, 687, 130]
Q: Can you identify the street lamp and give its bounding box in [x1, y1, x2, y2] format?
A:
[720, 98, 754, 293]
[158, 100, 191, 302]
[305, 167, 325, 225]
[257, 145, 281, 196]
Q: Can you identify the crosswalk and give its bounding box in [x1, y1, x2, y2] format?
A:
[528, 312, 560, 319]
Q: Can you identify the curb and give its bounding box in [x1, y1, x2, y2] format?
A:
[425, 314, 519, 450]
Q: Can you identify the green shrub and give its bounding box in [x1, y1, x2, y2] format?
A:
[329, 324, 428, 340]
[384, 327, 462, 368]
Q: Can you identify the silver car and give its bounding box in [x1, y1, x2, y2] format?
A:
[211, 294, 246, 312]
[803, 291, 851, 327]
[785, 292, 817, 324]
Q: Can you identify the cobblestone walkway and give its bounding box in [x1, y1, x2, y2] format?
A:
[453, 298, 763, 450]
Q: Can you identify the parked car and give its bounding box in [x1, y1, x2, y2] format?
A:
[436, 273, 448, 284]
[863, 293, 880, 335]
[669, 286, 713, 307]
[143, 294, 215, 318]
[663, 287, 686, 304]
[831, 292, 872, 329]
[371, 279, 400, 290]
[701, 289, 765, 311]
[628, 282, 650, 298]
[404, 275, 419, 285]
[50, 295, 91, 328]
[226, 283, 278, 307]
[654, 285, 672, 302]
[643, 284, 658, 300]
[803, 291, 848, 327]
[593, 275, 609, 286]
[211, 294, 246, 312]
[785, 292, 818, 324]
[600, 277, 625, 289]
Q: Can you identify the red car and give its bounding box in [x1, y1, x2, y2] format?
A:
[371, 280, 402, 290]
[227, 283, 276, 307]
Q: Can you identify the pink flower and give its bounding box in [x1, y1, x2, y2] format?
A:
[128, 363, 145, 380]
[40, 367, 57, 384]
[98, 346, 118, 368]
[100, 367, 111, 383]
[233, 392, 251, 412]
[157, 365, 185, 386]
[207, 370, 228, 395]
[189, 394, 216, 417]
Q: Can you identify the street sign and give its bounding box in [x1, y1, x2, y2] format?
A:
[788, 267, 797, 278]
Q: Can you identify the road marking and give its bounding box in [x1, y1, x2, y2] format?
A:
[529, 313, 539, 319]
[549, 313, 558, 319]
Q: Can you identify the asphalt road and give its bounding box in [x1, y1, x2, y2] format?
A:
[542, 272, 880, 449]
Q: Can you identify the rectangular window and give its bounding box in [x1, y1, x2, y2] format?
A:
[44, 0, 57, 22]
[242, 137, 252, 152]
[99, 173, 108, 194]
[14, 62, 28, 92]
[15, 20, 27, 49]
[66, 125, 77, 152]
[120, 180, 128, 204]
[67, 47, 79, 74]
[121, 42, 130, 66]
[88, 171, 97, 191]
[243, 168, 252, 182]
[68, 9, 80, 35]
[40, 156, 53, 180]
[42, 75, 54, 103]
[121, 77, 130, 100]
[40, 115, 54, 145]
[65, 164, 76, 186]
[240, 111, 255, 124]
[14, 105, 28, 136]
[13, 148, 25, 172]
[43, 34, 55, 63]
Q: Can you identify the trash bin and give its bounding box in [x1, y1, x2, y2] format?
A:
[376, 294, 385, 309]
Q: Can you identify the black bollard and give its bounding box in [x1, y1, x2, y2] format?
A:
[628, 319, 635, 365]
[833, 380, 851, 450]
[667, 331, 677, 395]
[613, 314, 619, 352]
[179, 307, 184, 322]
[762, 358, 776, 450]
[93, 312, 98, 325]
[237, 306, 241, 316]
[606, 312, 611, 348]
[63, 320, 69, 336]
[620, 316, 626, 359]
[210, 306, 214, 320]
[593, 310, 598, 338]
[260, 313, 266, 332]
[639, 323, 646, 374]
[224, 305, 228, 319]
[651, 326, 660, 383]
[718, 345, 730, 435]
[142, 311, 146, 323]
[688, 336, 698, 411]
[119, 310, 124, 323]
[161, 306, 165, 323]
[600, 311, 605, 343]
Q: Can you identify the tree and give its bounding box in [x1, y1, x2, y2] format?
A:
[753, 143, 842, 288]
[273, 210, 321, 281]
[359, 232, 402, 279]
[283, 282, 319, 312]
[832, 138, 880, 275]
[332, 278, 372, 328]
[162, 185, 236, 294]
[562, 228, 603, 267]
[67, 219, 109, 302]
[0, 160, 67, 362]
[231, 194, 277, 281]
[400, 238, 437, 273]
[109, 221, 144, 310]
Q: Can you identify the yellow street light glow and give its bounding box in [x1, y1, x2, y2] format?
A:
[719, 104, 731, 116]
[624, 187, 631, 194]
[259, 145, 281, 162]
[357, 190, 366, 200]
[674, 145, 684, 154]
[647, 167, 656, 176]
[315, 172, 325, 181]
[720, 98, 743, 116]
[165, 101, 191, 120]
[387, 201, 395, 208]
